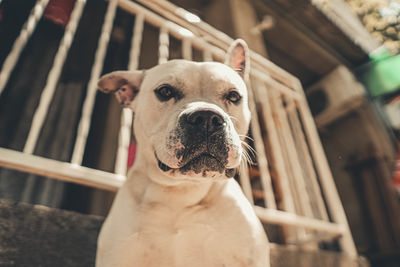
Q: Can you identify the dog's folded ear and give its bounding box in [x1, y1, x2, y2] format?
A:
[97, 70, 144, 108]
[225, 39, 250, 81]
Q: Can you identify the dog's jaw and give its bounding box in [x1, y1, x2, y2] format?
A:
[155, 152, 237, 178]
[154, 134, 242, 179]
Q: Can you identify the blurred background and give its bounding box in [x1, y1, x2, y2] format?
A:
[0, 0, 399, 266]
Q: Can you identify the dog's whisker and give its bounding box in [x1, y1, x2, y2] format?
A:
[241, 153, 249, 166]
[245, 152, 254, 166]
[243, 143, 256, 156]
[240, 140, 256, 166]
[238, 134, 254, 142]
[241, 141, 257, 156]
[229, 115, 239, 123]
[241, 148, 254, 166]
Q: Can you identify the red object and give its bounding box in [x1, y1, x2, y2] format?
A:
[44, 0, 77, 28]
[127, 142, 137, 168]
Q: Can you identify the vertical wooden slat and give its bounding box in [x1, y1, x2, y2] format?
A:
[0, 0, 50, 95]
[251, 78, 295, 213]
[297, 97, 357, 256]
[267, 87, 312, 244]
[247, 82, 276, 209]
[276, 119, 304, 214]
[252, 78, 303, 243]
[71, 0, 119, 165]
[114, 109, 133, 175]
[128, 13, 145, 71]
[239, 163, 254, 205]
[182, 38, 192, 61]
[202, 49, 213, 62]
[286, 97, 329, 220]
[158, 26, 169, 64]
[114, 13, 145, 175]
[23, 0, 87, 154]
[270, 90, 314, 218]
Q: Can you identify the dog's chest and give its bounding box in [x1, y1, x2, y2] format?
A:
[118, 203, 254, 267]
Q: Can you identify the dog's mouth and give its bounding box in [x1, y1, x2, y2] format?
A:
[156, 153, 236, 178]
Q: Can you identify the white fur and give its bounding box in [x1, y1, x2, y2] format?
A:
[96, 59, 270, 267]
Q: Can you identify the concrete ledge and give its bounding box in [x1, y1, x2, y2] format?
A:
[270, 244, 369, 267]
[0, 199, 103, 267]
[0, 199, 368, 266]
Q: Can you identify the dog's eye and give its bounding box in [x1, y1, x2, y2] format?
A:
[155, 85, 176, 102]
[226, 91, 242, 104]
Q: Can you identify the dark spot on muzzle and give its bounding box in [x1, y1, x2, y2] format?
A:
[173, 109, 230, 174]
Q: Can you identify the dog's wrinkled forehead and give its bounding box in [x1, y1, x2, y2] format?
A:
[142, 60, 247, 94]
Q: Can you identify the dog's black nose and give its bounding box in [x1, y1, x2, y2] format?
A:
[186, 110, 225, 134]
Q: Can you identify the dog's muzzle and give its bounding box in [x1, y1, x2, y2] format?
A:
[156, 109, 236, 177]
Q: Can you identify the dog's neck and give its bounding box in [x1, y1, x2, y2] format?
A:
[126, 152, 222, 209]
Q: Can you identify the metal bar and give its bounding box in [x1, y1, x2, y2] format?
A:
[0, 148, 124, 191]
[71, 0, 119, 165]
[0, 0, 50, 95]
[23, 0, 87, 154]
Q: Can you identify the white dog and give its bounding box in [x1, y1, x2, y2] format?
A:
[95, 40, 270, 267]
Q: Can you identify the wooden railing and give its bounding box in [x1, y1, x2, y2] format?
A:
[0, 0, 357, 257]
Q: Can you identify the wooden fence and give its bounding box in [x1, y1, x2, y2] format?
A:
[0, 0, 357, 257]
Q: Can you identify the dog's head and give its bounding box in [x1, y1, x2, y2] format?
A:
[98, 40, 251, 184]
